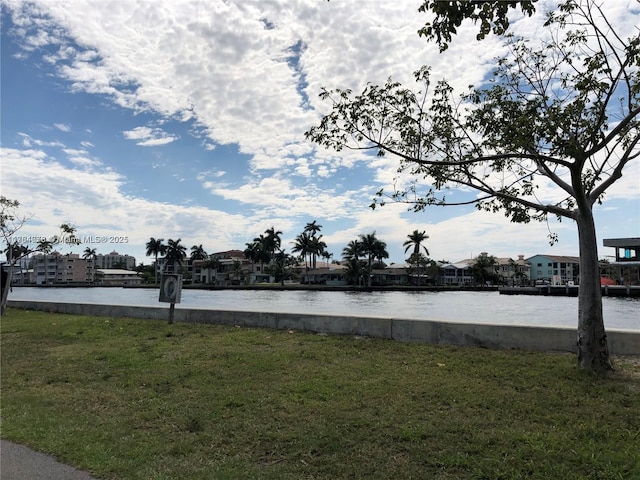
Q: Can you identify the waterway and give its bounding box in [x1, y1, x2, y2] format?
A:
[9, 287, 639, 331]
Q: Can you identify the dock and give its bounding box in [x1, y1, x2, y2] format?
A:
[499, 285, 640, 297]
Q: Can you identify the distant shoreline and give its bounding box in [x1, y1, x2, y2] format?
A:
[11, 283, 500, 293]
[11, 283, 640, 297]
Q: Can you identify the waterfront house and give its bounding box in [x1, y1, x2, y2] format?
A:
[439, 261, 474, 286]
[303, 264, 347, 286]
[371, 266, 410, 286]
[449, 253, 531, 286]
[495, 255, 531, 286]
[191, 250, 254, 285]
[95, 268, 142, 286]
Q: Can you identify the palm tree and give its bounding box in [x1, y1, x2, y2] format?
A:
[243, 241, 259, 274]
[344, 257, 367, 287]
[264, 227, 282, 258]
[403, 230, 430, 285]
[472, 252, 498, 286]
[302, 221, 327, 269]
[309, 235, 327, 269]
[358, 232, 388, 287]
[304, 220, 322, 237]
[292, 232, 312, 272]
[322, 250, 333, 266]
[342, 239, 365, 286]
[164, 238, 187, 273]
[145, 237, 167, 284]
[371, 239, 389, 268]
[252, 234, 272, 273]
[342, 239, 363, 261]
[82, 247, 97, 283]
[269, 248, 294, 286]
[189, 245, 208, 284]
[190, 244, 208, 261]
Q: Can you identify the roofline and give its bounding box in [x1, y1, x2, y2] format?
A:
[525, 254, 580, 262]
[603, 238, 640, 248]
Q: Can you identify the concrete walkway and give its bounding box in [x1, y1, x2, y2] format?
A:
[1, 440, 98, 480]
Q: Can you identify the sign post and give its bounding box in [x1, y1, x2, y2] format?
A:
[159, 274, 182, 324]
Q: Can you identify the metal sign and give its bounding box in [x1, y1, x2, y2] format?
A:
[159, 274, 182, 303]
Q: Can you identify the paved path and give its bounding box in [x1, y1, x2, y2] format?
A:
[1, 440, 98, 480]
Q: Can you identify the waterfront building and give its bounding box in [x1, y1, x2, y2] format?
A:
[304, 264, 348, 286]
[95, 269, 142, 286]
[191, 250, 254, 285]
[450, 253, 531, 286]
[94, 251, 136, 270]
[495, 255, 531, 286]
[31, 252, 93, 284]
[526, 254, 579, 285]
[439, 261, 474, 286]
[603, 237, 640, 285]
[371, 266, 410, 286]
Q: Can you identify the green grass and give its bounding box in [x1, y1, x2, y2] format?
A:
[1, 308, 639, 480]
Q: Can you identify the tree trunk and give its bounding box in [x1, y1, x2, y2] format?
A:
[154, 254, 158, 284]
[1, 244, 15, 316]
[575, 207, 612, 372]
[0, 264, 13, 316]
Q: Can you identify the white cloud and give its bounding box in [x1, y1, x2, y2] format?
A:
[123, 126, 179, 146]
[1, 147, 267, 259]
[206, 174, 365, 220]
[2, 0, 637, 265]
[62, 148, 102, 168]
[197, 169, 226, 180]
[18, 132, 64, 149]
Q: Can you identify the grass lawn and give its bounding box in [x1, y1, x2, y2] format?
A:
[1, 308, 639, 479]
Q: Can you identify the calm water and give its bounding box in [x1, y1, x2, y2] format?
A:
[9, 287, 639, 330]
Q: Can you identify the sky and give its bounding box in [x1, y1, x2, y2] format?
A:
[1, 0, 639, 266]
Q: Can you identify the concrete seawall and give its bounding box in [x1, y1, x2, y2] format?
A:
[7, 300, 640, 355]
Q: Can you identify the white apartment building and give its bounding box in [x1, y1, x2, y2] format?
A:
[94, 251, 136, 270]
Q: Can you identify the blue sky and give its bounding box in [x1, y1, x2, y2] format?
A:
[1, 0, 638, 266]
